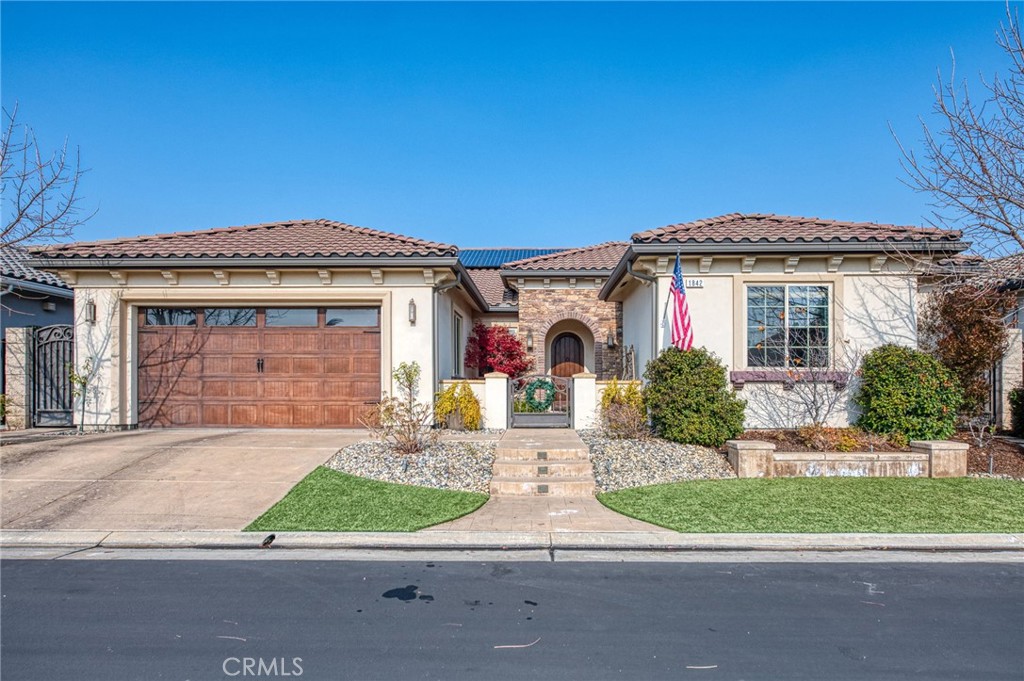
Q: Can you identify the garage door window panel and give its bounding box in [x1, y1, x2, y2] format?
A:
[326, 307, 378, 327]
[204, 308, 256, 326]
[145, 308, 197, 326]
[265, 308, 318, 326]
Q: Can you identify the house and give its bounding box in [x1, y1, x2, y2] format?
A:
[1, 246, 75, 397]
[27, 213, 968, 430]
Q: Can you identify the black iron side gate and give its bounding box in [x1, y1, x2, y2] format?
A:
[509, 374, 572, 428]
[33, 324, 74, 427]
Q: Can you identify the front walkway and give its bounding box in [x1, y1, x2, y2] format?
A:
[427, 496, 670, 532]
[431, 428, 670, 533]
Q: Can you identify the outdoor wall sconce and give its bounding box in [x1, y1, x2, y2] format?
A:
[607, 331, 616, 349]
[408, 298, 417, 325]
[525, 330, 534, 351]
[84, 300, 96, 325]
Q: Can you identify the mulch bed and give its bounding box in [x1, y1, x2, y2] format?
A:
[955, 433, 1024, 479]
[734, 429, 905, 452]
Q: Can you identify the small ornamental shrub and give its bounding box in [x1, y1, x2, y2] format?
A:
[599, 378, 648, 439]
[361, 362, 438, 454]
[642, 347, 746, 447]
[464, 322, 533, 378]
[854, 344, 962, 441]
[797, 425, 861, 453]
[1010, 386, 1024, 437]
[434, 381, 483, 430]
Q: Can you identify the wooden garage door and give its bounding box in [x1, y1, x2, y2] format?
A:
[137, 307, 381, 427]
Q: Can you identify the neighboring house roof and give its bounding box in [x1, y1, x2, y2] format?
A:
[986, 252, 1024, 289]
[465, 269, 518, 309]
[633, 213, 962, 247]
[0, 245, 72, 291]
[504, 242, 628, 272]
[31, 219, 457, 260]
[460, 248, 568, 268]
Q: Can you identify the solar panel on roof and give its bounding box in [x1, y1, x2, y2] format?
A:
[459, 248, 568, 268]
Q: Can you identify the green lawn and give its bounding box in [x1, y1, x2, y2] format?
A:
[598, 477, 1024, 533]
[246, 467, 488, 532]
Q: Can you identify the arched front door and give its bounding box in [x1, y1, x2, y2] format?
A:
[550, 332, 585, 377]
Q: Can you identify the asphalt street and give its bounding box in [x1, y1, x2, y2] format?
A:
[1, 559, 1021, 680]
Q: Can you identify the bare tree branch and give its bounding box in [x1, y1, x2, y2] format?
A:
[893, 4, 1024, 258]
[1, 103, 93, 248]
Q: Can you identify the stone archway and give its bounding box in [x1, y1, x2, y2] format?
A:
[541, 318, 596, 375]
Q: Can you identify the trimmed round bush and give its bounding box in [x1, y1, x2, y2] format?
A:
[642, 347, 746, 447]
[1009, 386, 1024, 437]
[854, 344, 962, 441]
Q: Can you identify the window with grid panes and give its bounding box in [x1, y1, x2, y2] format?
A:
[746, 285, 830, 368]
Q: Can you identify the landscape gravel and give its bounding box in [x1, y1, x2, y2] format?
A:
[579, 429, 736, 492]
[325, 439, 496, 493]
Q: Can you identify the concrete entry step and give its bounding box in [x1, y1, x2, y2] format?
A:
[492, 460, 594, 478]
[495, 447, 590, 461]
[490, 429, 596, 497]
[489, 477, 596, 497]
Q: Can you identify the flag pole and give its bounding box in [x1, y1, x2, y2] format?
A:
[660, 248, 679, 325]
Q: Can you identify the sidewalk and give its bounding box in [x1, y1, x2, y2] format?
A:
[2, 529, 1022, 553]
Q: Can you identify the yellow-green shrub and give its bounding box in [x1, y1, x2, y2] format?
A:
[435, 381, 483, 430]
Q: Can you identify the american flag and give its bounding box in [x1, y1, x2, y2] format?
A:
[670, 252, 694, 351]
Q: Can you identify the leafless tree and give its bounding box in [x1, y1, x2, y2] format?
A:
[893, 4, 1024, 258]
[1, 103, 92, 248]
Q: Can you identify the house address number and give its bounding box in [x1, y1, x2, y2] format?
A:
[684, 279, 704, 289]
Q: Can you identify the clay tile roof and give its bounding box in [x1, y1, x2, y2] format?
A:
[989, 252, 1024, 282]
[632, 213, 961, 245]
[466, 269, 518, 308]
[504, 241, 628, 271]
[31, 219, 456, 259]
[0, 245, 70, 289]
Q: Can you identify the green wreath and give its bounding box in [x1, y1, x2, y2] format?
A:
[525, 377, 557, 412]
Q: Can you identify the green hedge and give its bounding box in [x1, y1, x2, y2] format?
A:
[642, 347, 746, 447]
[1010, 386, 1024, 437]
[854, 344, 962, 441]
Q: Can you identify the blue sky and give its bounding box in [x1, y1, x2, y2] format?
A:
[1, 2, 1016, 247]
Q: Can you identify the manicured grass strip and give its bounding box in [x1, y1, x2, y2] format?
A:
[246, 467, 488, 532]
[598, 477, 1024, 533]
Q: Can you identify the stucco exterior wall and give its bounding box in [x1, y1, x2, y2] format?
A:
[67, 267, 443, 428]
[620, 255, 921, 429]
[620, 281, 654, 380]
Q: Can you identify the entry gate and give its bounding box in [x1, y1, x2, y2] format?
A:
[509, 374, 572, 428]
[33, 324, 74, 427]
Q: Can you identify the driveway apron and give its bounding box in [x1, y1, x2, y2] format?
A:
[0, 429, 364, 531]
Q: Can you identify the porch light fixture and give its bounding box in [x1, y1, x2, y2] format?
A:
[84, 300, 96, 325]
[525, 330, 533, 351]
[408, 298, 417, 325]
[607, 331, 616, 349]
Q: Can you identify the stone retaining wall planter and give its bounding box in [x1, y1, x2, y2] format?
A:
[726, 440, 969, 479]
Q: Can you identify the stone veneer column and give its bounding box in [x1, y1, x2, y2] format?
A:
[3, 327, 34, 430]
[484, 372, 509, 429]
[998, 329, 1023, 430]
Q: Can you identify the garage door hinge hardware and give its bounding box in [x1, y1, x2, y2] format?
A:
[256, 358, 264, 373]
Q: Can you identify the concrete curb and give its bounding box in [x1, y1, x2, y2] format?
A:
[2, 530, 1023, 552]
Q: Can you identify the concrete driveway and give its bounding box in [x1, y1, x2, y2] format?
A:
[0, 429, 368, 531]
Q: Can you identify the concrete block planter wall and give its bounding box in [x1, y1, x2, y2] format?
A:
[725, 439, 970, 479]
